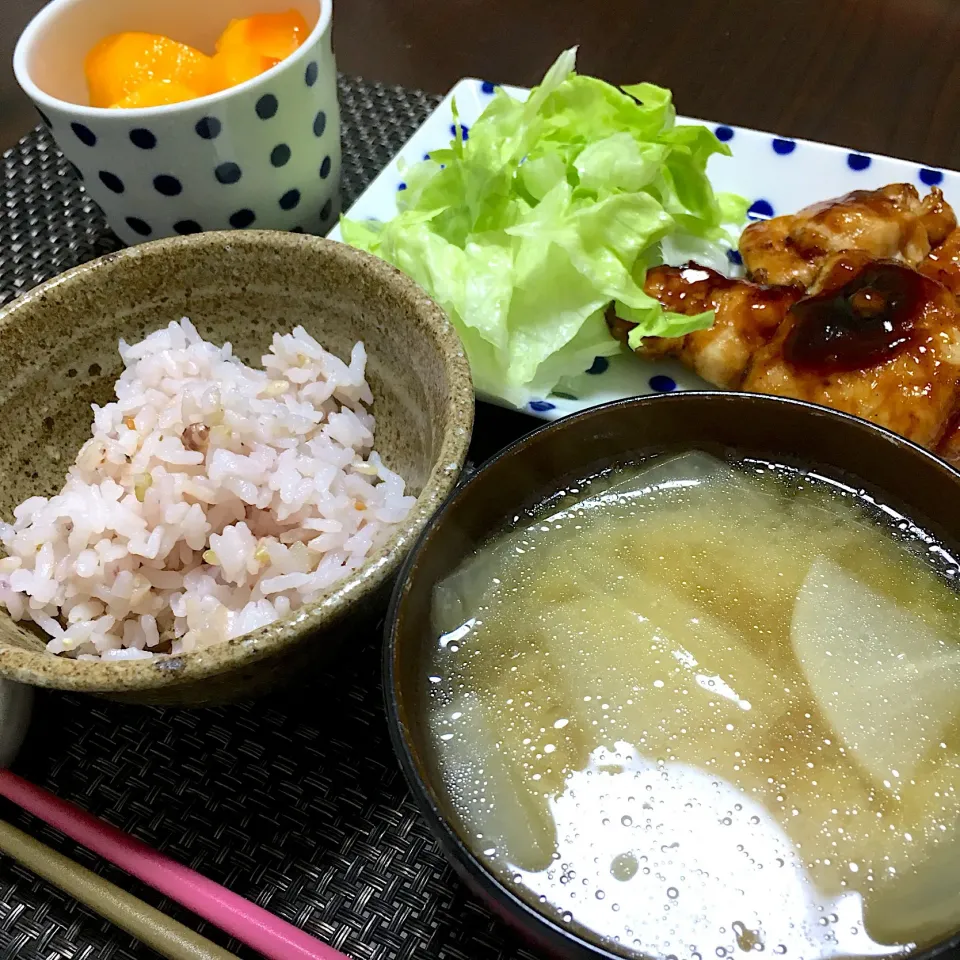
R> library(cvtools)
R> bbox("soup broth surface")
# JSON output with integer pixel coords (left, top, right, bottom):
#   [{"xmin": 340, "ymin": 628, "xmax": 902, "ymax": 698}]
[{"xmin": 425, "ymin": 453, "xmax": 960, "ymax": 959}]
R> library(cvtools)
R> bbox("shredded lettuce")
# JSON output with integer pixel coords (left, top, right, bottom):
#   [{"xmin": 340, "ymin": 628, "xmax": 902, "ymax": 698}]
[{"xmin": 341, "ymin": 48, "xmax": 745, "ymax": 407}]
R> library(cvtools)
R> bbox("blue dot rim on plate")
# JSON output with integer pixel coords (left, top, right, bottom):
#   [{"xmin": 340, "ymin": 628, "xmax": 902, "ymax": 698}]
[
  {"xmin": 747, "ymin": 199, "xmax": 774, "ymax": 220},
  {"xmin": 649, "ymin": 374, "xmax": 677, "ymax": 393}
]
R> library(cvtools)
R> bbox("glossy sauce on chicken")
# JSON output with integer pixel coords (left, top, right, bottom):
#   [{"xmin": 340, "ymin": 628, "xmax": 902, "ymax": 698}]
[
  {"xmin": 784, "ymin": 261, "xmax": 930, "ymax": 373},
  {"xmin": 425, "ymin": 454, "xmax": 960, "ymax": 960}
]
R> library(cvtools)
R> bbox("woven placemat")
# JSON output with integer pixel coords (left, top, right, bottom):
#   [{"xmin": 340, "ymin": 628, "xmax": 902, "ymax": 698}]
[{"xmin": 0, "ymin": 75, "xmax": 541, "ymax": 960}]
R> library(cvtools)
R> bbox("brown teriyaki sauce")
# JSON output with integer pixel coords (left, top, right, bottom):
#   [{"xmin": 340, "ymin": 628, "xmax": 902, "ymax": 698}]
[{"xmin": 783, "ymin": 260, "xmax": 930, "ymax": 373}]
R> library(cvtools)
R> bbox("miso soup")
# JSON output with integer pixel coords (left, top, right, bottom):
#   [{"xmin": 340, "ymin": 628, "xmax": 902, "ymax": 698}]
[{"xmin": 425, "ymin": 453, "xmax": 960, "ymax": 959}]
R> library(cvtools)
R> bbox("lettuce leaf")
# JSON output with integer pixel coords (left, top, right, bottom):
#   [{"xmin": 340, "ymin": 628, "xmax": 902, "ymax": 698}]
[{"xmin": 341, "ymin": 48, "xmax": 744, "ymax": 407}]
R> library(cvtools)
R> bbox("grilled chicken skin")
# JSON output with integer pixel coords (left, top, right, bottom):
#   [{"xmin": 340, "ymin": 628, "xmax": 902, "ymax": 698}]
[
  {"xmin": 740, "ymin": 252, "xmax": 960, "ymax": 448},
  {"xmin": 611, "ymin": 252, "xmax": 960, "ymax": 451},
  {"xmin": 610, "ymin": 264, "xmax": 802, "ymax": 389},
  {"xmin": 739, "ymin": 184, "xmax": 956, "ymax": 289},
  {"xmin": 920, "ymin": 226, "xmax": 960, "ymax": 463},
  {"xmin": 920, "ymin": 226, "xmax": 960, "ymax": 298},
  {"xmin": 609, "ymin": 185, "xmax": 960, "ymax": 458}
]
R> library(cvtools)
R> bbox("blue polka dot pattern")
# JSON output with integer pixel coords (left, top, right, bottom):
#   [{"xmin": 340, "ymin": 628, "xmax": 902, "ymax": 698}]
[
  {"xmin": 98, "ymin": 171, "xmax": 124, "ymax": 193},
  {"xmin": 125, "ymin": 217, "xmax": 151, "ymax": 236},
  {"xmin": 129, "ymin": 128, "xmax": 156, "ymax": 149},
  {"xmin": 727, "ymin": 249, "xmax": 743, "ymax": 266},
  {"xmin": 174, "ymin": 220, "xmax": 202, "ymax": 235},
  {"xmin": 229, "ymin": 209, "xmax": 256, "ymax": 228},
  {"xmin": 398, "ymin": 182, "xmax": 407, "ymax": 191},
  {"xmin": 319, "ymin": 156, "xmax": 332, "ymax": 179},
  {"xmin": 153, "ymin": 174, "xmax": 182, "ymax": 196},
  {"xmin": 36, "ymin": 108, "xmax": 51, "ymax": 128},
  {"xmin": 256, "ymin": 94, "xmax": 278, "ymax": 119},
  {"xmin": 847, "ymin": 153, "xmax": 871, "ymax": 171},
  {"xmin": 772, "ymin": 138, "xmax": 796, "ymax": 155},
  {"xmin": 279, "ymin": 189, "xmax": 301, "ymax": 210},
  {"xmin": 450, "ymin": 123, "xmax": 469, "ymax": 141},
  {"xmin": 195, "ymin": 117, "xmax": 221, "ymax": 139},
  {"xmin": 320, "ymin": 199, "xmax": 333, "ymax": 222},
  {"xmin": 748, "ymin": 199, "xmax": 774, "ymax": 220},
  {"xmin": 305, "ymin": 61, "xmax": 318, "ymax": 86},
  {"xmin": 481, "ymin": 81, "xmax": 496, "ymax": 94},
  {"xmin": 715, "ymin": 125, "xmax": 734, "ymax": 142},
  {"xmin": 215, "ymin": 163, "xmax": 241, "ymax": 185},
  {"xmin": 529, "ymin": 399, "xmax": 556, "ymax": 412},
  {"xmin": 271, "ymin": 144, "xmax": 291, "ymax": 167},
  {"xmin": 920, "ymin": 167, "xmax": 944, "ymax": 186},
  {"xmin": 313, "ymin": 111, "xmax": 327, "ymax": 137},
  {"xmin": 71, "ymin": 122, "xmax": 96, "ymax": 146},
  {"xmin": 586, "ymin": 356, "xmax": 610, "ymax": 375},
  {"xmin": 650, "ymin": 374, "xmax": 677, "ymax": 392}
]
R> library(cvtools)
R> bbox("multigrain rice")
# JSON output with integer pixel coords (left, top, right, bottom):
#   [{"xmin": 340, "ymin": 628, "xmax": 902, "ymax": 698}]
[{"xmin": 0, "ymin": 319, "xmax": 414, "ymax": 660}]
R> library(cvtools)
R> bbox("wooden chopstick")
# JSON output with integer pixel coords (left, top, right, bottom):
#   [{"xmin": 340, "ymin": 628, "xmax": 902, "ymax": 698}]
[
  {"xmin": 0, "ymin": 770, "xmax": 350, "ymax": 960},
  {"xmin": 0, "ymin": 818, "xmax": 238, "ymax": 960}
]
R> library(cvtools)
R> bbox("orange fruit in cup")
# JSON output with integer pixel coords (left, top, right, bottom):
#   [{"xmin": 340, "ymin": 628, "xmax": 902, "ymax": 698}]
[
  {"xmin": 210, "ymin": 11, "xmax": 309, "ymax": 91},
  {"xmin": 216, "ymin": 10, "xmax": 309, "ymax": 62},
  {"xmin": 111, "ymin": 80, "xmax": 202, "ymax": 109},
  {"xmin": 85, "ymin": 32, "xmax": 214, "ymax": 108},
  {"xmin": 85, "ymin": 11, "xmax": 310, "ymax": 108},
  {"xmin": 209, "ymin": 44, "xmax": 279, "ymax": 91}
]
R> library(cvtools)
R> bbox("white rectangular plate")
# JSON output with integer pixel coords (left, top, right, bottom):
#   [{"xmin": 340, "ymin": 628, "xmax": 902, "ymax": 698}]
[{"xmin": 328, "ymin": 79, "xmax": 960, "ymax": 421}]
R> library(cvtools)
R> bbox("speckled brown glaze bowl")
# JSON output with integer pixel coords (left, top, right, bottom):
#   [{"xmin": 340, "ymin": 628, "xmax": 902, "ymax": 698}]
[{"xmin": 0, "ymin": 231, "xmax": 473, "ymax": 706}]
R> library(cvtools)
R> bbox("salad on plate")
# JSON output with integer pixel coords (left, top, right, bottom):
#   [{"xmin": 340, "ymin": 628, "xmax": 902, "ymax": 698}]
[{"xmin": 341, "ymin": 48, "xmax": 746, "ymax": 408}]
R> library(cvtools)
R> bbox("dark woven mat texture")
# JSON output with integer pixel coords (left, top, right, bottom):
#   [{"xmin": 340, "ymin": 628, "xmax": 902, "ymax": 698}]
[{"xmin": 0, "ymin": 75, "xmax": 541, "ymax": 960}]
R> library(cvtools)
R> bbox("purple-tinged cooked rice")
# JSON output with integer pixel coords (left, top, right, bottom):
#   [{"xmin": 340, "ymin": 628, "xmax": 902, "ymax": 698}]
[{"xmin": 0, "ymin": 319, "xmax": 414, "ymax": 660}]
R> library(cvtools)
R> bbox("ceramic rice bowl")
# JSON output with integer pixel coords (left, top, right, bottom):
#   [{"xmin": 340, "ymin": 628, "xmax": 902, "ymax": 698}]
[{"xmin": 0, "ymin": 231, "xmax": 473, "ymax": 705}]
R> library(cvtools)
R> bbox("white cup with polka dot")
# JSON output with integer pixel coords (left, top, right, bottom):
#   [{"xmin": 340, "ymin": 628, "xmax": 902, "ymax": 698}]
[{"xmin": 14, "ymin": 0, "xmax": 340, "ymax": 245}]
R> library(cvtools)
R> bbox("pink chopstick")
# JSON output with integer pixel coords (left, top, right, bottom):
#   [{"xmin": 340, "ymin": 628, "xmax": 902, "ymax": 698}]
[{"xmin": 0, "ymin": 769, "xmax": 351, "ymax": 960}]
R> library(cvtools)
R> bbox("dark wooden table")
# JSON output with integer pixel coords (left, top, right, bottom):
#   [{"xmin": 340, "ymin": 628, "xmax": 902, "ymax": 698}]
[{"xmin": 3, "ymin": 0, "xmax": 960, "ymax": 167}]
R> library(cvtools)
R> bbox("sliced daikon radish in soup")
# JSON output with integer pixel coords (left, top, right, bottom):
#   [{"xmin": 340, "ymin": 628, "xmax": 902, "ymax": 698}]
[
  {"xmin": 432, "ymin": 453, "xmax": 728, "ymax": 634},
  {"xmin": 428, "ymin": 690, "xmax": 559, "ymax": 872},
  {"xmin": 792, "ymin": 556, "xmax": 960, "ymax": 788},
  {"xmin": 434, "ymin": 452, "xmax": 763, "ymax": 636},
  {"xmin": 862, "ymin": 744, "xmax": 960, "ymax": 945},
  {"xmin": 542, "ymin": 451, "xmax": 766, "ymax": 521}
]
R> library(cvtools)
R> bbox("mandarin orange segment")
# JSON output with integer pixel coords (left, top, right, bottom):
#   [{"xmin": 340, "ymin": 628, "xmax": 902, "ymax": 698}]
[
  {"xmin": 110, "ymin": 79, "xmax": 201, "ymax": 109},
  {"xmin": 210, "ymin": 46, "xmax": 279, "ymax": 91},
  {"xmin": 214, "ymin": 16, "xmax": 251, "ymax": 55},
  {"xmin": 86, "ymin": 32, "xmax": 214, "ymax": 108},
  {"xmin": 216, "ymin": 10, "xmax": 309, "ymax": 62},
  {"xmin": 85, "ymin": 10, "xmax": 310, "ymax": 108}
]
